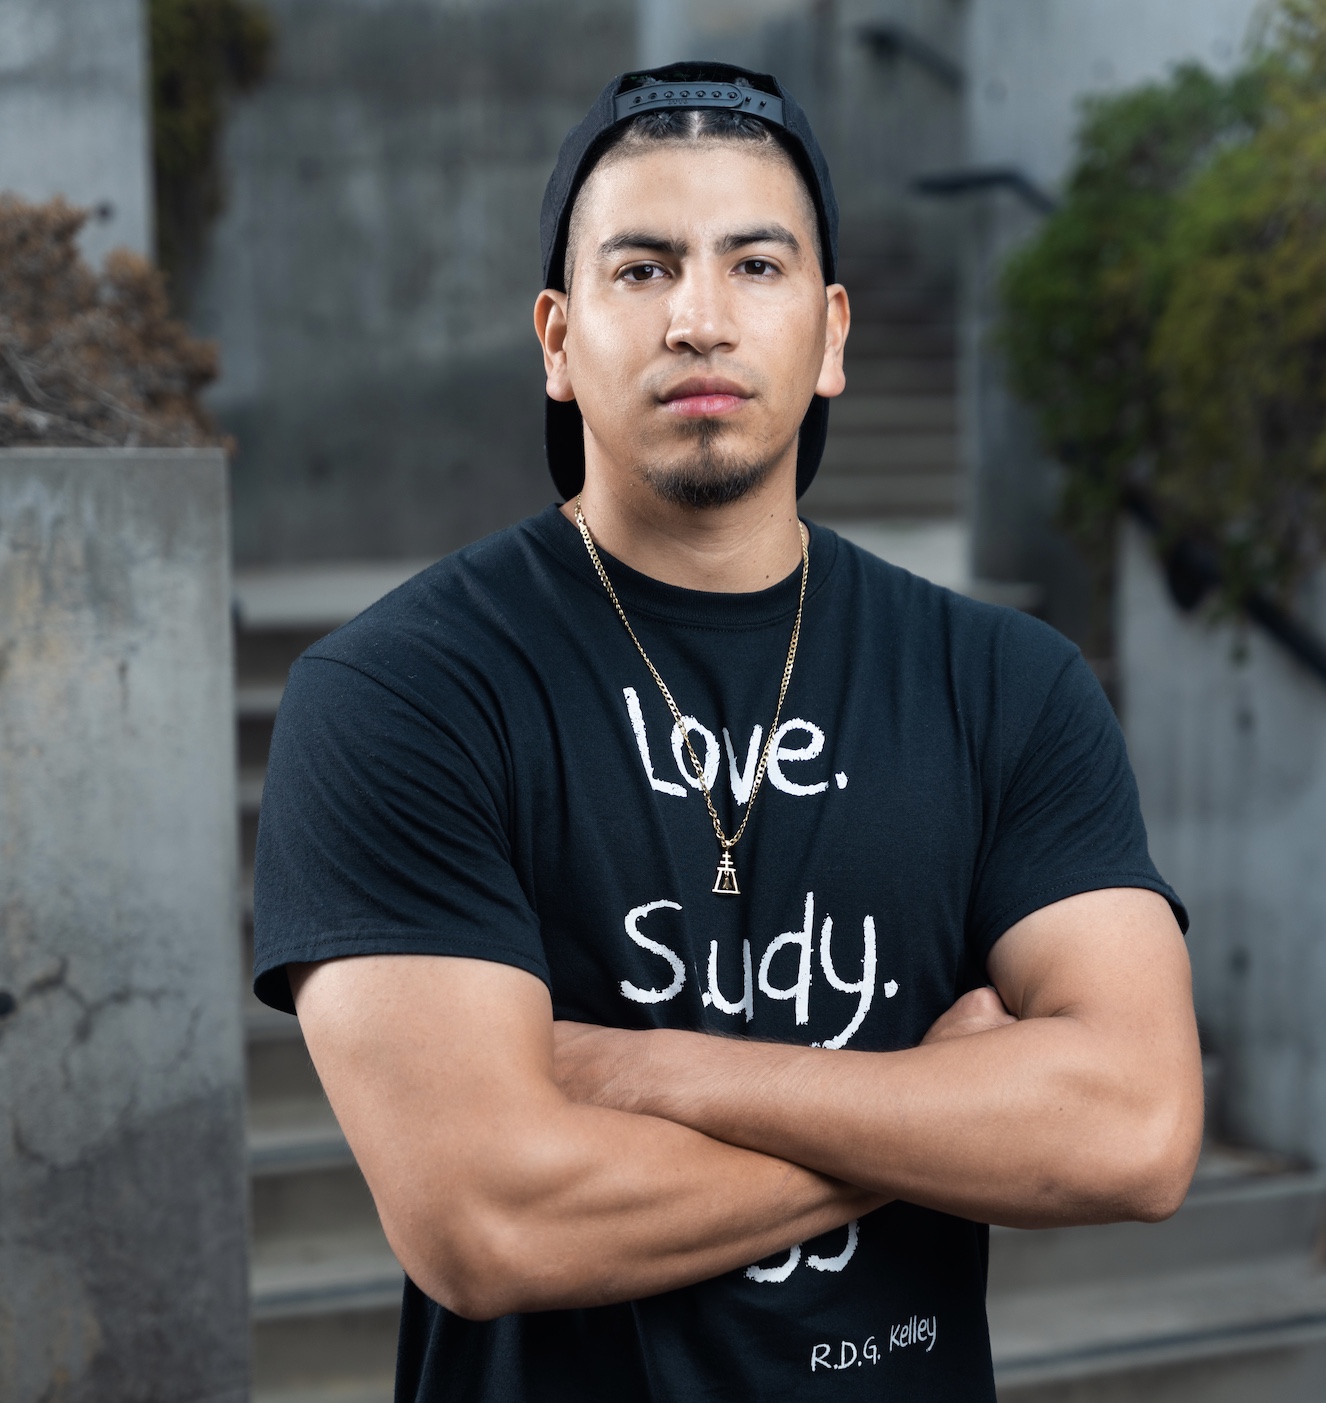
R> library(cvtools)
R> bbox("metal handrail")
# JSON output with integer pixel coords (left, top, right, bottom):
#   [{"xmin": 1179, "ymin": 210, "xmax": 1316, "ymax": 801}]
[
  {"xmin": 913, "ymin": 160, "xmax": 1326, "ymax": 686},
  {"xmin": 913, "ymin": 167, "xmax": 1060, "ymax": 217},
  {"xmin": 1124, "ymin": 489, "xmax": 1326, "ymax": 686},
  {"xmin": 858, "ymin": 22, "xmax": 965, "ymax": 91}
]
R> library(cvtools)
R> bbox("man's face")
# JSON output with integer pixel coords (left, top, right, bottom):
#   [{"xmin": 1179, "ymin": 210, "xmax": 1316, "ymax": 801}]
[{"xmin": 537, "ymin": 142, "xmax": 848, "ymax": 509}]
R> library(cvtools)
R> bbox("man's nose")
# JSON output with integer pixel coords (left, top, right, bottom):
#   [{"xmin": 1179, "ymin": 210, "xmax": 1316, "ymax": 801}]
[{"xmin": 664, "ymin": 264, "xmax": 738, "ymax": 356}]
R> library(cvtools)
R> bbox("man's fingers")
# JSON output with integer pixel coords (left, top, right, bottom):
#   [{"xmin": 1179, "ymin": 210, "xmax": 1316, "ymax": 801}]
[
  {"xmin": 552, "ymin": 1021, "xmax": 635, "ymax": 1108},
  {"xmin": 921, "ymin": 987, "xmax": 1018, "ymax": 1045}
]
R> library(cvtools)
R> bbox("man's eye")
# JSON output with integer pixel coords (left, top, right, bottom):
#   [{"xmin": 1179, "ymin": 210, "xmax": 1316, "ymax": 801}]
[
  {"xmin": 623, "ymin": 263, "xmax": 664, "ymax": 282},
  {"xmin": 739, "ymin": 258, "xmax": 779, "ymax": 277}
]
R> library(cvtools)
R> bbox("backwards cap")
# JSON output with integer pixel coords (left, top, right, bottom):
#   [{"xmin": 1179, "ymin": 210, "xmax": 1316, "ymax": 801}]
[{"xmin": 539, "ymin": 62, "xmax": 840, "ymax": 501}]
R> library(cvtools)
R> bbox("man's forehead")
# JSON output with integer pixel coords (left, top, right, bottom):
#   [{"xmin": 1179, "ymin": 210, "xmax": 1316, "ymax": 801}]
[{"xmin": 580, "ymin": 147, "xmax": 817, "ymax": 243}]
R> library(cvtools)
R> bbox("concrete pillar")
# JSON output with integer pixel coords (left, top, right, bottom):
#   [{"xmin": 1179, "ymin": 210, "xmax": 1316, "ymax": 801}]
[
  {"xmin": 0, "ymin": 0, "xmax": 153, "ymax": 264},
  {"xmin": 0, "ymin": 449, "xmax": 248, "ymax": 1403},
  {"xmin": 639, "ymin": 0, "xmax": 690, "ymax": 67},
  {"xmin": 1119, "ymin": 524, "xmax": 1326, "ymax": 1167}
]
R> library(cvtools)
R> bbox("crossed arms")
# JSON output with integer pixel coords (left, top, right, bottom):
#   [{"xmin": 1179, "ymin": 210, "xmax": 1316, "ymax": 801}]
[{"xmin": 291, "ymin": 886, "xmax": 1203, "ymax": 1321}]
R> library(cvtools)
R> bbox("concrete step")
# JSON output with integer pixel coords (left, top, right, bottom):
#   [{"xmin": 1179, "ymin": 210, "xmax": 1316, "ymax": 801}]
[
  {"xmin": 839, "ymin": 289, "xmax": 954, "ymax": 319},
  {"xmin": 802, "ymin": 471, "xmax": 961, "ymax": 516},
  {"xmin": 251, "ymin": 1119, "xmax": 355, "ymax": 1178},
  {"xmin": 235, "ymin": 625, "xmax": 332, "ymax": 687},
  {"xmin": 827, "ymin": 518, "xmax": 970, "ymax": 594},
  {"xmin": 240, "ymin": 767, "xmax": 265, "ymax": 814},
  {"xmin": 990, "ymin": 1169, "xmax": 1326, "ymax": 1400},
  {"xmin": 247, "ymin": 1019, "xmax": 330, "ymax": 1116},
  {"xmin": 831, "ymin": 393, "xmax": 957, "ymax": 434},
  {"xmin": 238, "ymin": 682, "xmax": 287, "ymax": 720},
  {"xmin": 820, "ymin": 429, "xmax": 960, "ymax": 467},
  {"xmin": 840, "ymin": 356, "xmax": 957, "ymax": 396},
  {"xmin": 843, "ymin": 323, "xmax": 955, "ymax": 357},
  {"xmin": 252, "ymin": 1239, "xmax": 401, "ymax": 1323},
  {"xmin": 251, "ymin": 1152, "xmax": 385, "ymax": 1249},
  {"xmin": 252, "ymin": 1292, "xmax": 397, "ymax": 1403},
  {"xmin": 234, "ymin": 562, "xmax": 433, "ymax": 633},
  {"xmin": 245, "ymin": 1003, "xmax": 401, "ymax": 1400},
  {"xmin": 992, "ymin": 1253, "xmax": 1326, "ymax": 1399},
  {"xmin": 998, "ymin": 1338, "xmax": 1326, "ymax": 1403},
  {"xmin": 989, "ymin": 1171, "xmax": 1326, "ymax": 1295},
  {"xmin": 255, "ymin": 1384, "xmax": 394, "ymax": 1403}
]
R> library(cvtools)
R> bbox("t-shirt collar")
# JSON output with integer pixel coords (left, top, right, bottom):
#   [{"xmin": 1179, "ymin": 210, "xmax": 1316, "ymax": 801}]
[{"xmin": 528, "ymin": 503, "xmax": 838, "ymax": 629}]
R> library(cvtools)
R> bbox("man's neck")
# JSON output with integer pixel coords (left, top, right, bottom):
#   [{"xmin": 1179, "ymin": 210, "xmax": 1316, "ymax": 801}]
[{"xmin": 563, "ymin": 466, "xmax": 804, "ymax": 594}]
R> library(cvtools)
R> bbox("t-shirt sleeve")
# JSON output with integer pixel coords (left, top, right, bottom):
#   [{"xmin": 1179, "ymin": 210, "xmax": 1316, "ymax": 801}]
[
  {"xmin": 967, "ymin": 643, "xmax": 1187, "ymax": 962},
  {"xmin": 252, "ymin": 653, "xmax": 547, "ymax": 1014}
]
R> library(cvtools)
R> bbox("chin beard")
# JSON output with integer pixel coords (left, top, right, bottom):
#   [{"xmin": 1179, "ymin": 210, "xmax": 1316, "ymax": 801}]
[{"xmin": 638, "ymin": 422, "xmax": 778, "ymax": 510}]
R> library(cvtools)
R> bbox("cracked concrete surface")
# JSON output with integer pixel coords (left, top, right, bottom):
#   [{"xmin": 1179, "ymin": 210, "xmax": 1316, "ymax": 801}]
[{"xmin": 0, "ymin": 450, "xmax": 249, "ymax": 1401}]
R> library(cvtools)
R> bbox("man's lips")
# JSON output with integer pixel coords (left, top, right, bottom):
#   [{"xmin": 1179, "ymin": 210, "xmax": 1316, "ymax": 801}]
[{"xmin": 659, "ymin": 378, "xmax": 751, "ymax": 417}]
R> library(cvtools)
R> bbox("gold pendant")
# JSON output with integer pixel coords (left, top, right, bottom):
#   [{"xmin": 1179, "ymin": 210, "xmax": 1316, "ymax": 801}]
[{"xmin": 712, "ymin": 850, "xmax": 740, "ymax": 896}]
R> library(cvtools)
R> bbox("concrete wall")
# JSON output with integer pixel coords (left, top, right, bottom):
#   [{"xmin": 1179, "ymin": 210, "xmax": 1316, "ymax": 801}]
[
  {"xmin": 0, "ymin": 450, "xmax": 249, "ymax": 1402},
  {"xmin": 192, "ymin": 0, "xmax": 635, "ymax": 566},
  {"xmin": 966, "ymin": 0, "xmax": 1262, "ymax": 192},
  {"xmin": 0, "ymin": 0, "xmax": 153, "ymax": 264},
  {"xmin": 960, "ymin": 0, "xmax": 1263, "ymax": 647},
  {"xmin": 1119, "ymin": 525, "xmax": 1326, "ymax": 1167}
]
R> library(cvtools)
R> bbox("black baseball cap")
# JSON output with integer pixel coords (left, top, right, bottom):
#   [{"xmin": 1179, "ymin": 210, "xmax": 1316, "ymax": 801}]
[{"xmin": 539, "ymin": 62, "xmax": 840, "ymax": 502}]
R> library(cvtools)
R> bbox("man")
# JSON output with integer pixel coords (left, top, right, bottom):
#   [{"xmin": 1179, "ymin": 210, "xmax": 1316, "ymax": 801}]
[{"xmin": 254, "ymin": 63, "xmax": 1203, "ymax": 1401}]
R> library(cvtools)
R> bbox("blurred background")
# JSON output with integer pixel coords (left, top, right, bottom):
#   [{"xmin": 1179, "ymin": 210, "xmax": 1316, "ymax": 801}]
[{"xmin": 2, "ymin": 1, "xmax": 1325, "ymax": 1400}]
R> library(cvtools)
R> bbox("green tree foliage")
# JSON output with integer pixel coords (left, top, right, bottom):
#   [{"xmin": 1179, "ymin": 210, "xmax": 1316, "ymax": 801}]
[
  {"xmin": 999, "ymin": 0, "xmax": 1326, "ymax": 610},
  {"xmin": 150, "ymin": 0, "xmax": 273, "ymax": 302}
]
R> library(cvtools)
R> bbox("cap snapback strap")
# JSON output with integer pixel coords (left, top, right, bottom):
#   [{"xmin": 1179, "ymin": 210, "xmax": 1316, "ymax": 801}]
[{"xmin": 613, "ymin": 82, "xmax": 786, "ymax": 126}]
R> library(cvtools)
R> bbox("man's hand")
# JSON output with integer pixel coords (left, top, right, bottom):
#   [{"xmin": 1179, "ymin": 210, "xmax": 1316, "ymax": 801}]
[
  {"xmin": 553, "ymin": 985, "xmax": 1017, "ymax": 1109},
  {"xmin": 556, "ymin": 889, "xmax": 1204, "ymax": 1230},
  {"xmin": 920, "ymin": 986, "xmax": 1018, "ymax": 1045},
  {"xmin": 552, "ymin": 1020, "xmax": 650, "ymax": 1112}
]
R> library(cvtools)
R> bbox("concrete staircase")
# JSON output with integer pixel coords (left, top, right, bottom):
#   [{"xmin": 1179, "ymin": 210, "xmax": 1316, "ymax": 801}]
[
  {"xmin": 991, "ymin": 1157, "xmax": 1326, "ymax": 1400},
  {"xmin": 238, "ymin": 622, "xmax": 401, "ymax": 1403},
  {"xmin": 802, "ymin": 250, "xmax": 962, "ymax": 521},
  {"xmin": 799, "ymin": 250, "xmax": 1040, "ymax": 611}
]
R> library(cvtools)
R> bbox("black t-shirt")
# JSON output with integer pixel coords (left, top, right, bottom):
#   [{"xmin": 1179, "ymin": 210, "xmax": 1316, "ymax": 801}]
[{"xmin": 254, "ymin": 505, "xmax": 1185, "ymax": 1403}]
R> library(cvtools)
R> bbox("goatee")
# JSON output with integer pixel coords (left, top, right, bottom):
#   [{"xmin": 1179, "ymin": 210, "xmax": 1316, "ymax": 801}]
[{"xmin": 639, "ymin": 421, "xmax": 777, "ymax": 510}]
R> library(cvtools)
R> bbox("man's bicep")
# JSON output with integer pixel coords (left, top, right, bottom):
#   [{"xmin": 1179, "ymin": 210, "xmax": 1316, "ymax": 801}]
[
  {"xmin": 293, "ymin": 952, "xmax": 555, "ymax": 1133},
  {"xmin": 986, "ymin": 888, "xmax": 1204, "ymax": 1218},
  {"xmin": 987, "ymin": 887, "xmax": 1193, "ymax": 1031},
  {"xmin": 291, "ymin": 954, "xmax": 561, "ymax": 1264},
  {"xmin": 254, "ymin": 655, "xmax": 547, "ymax": 1013}
]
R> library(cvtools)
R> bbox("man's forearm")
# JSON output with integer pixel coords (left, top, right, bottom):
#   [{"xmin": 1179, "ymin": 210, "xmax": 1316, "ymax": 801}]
[
  {"xmin": 553, "ymin": 895, "xmax": 1205, "ymax": 1230},
  {"xmin": 292, "ymin": 953, "xmax": 877, "ymax": 1322},
  {"xmin": 402, "ymin": 1095, "xmax": 879, "ymax": 1318},
  {"xmin": 577, "ymin": 1016, "xmax": 1191, "ymax": 1229}
]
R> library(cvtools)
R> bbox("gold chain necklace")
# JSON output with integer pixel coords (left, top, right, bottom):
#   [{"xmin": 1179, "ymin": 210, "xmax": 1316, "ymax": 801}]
[{"xmin": 574, "ymin": 496, "xmax": 809, "ymax": 896}]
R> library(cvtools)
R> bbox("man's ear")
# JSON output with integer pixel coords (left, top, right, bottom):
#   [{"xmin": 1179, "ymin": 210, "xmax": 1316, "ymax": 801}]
[
  {"xmin": 814, "ymin": 283, "xmax": 850, "ymax": 400},
  {"xmin": 534, "ymin": 290, "xmax": 576, "ymax": 403}
]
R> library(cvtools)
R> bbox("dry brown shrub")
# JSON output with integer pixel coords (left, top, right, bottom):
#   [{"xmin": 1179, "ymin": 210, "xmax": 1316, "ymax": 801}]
[{"xmin": 0, "ymin": 193, "xmax": 228, "ymax": 450}]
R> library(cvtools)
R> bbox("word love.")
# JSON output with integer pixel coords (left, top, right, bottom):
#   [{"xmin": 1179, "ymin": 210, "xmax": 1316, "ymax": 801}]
[
  {"xmin": 619, "ymin": 891, "xmax": 899, "ymax": 1051},
  {"xmin": 623, "ymin": 687, "xmax": 848, "ymax": 800}
]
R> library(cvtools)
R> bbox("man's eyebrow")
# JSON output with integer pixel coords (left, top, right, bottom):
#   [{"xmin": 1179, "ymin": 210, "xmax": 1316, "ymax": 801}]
[
  {"xmin": 716, "ymin": 224, "xmax": 803, "ymax": 257},
  {"xmin": 596, "ymin": 232, "xmax": 688, "ymax": 260}
]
